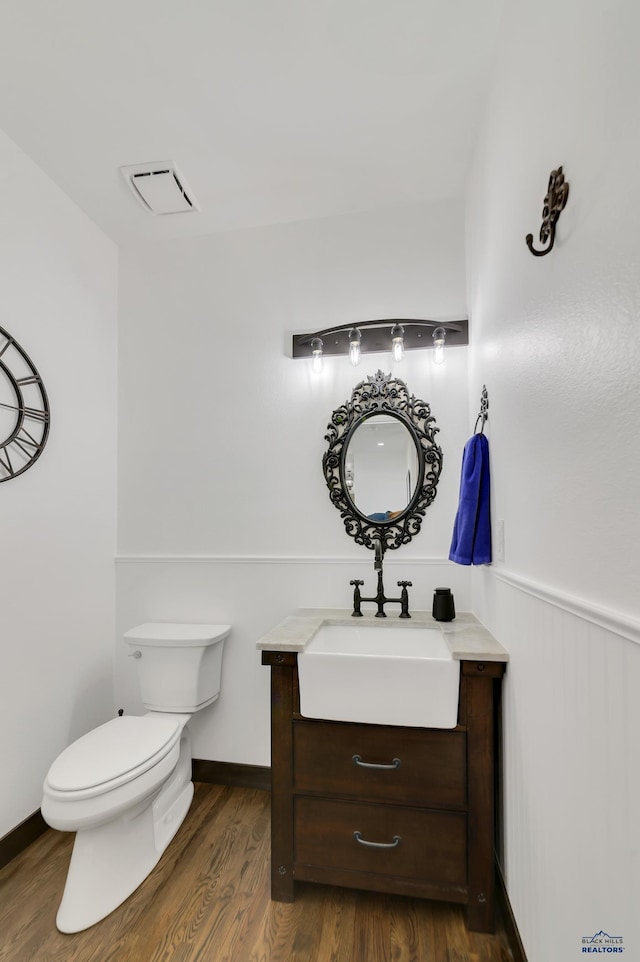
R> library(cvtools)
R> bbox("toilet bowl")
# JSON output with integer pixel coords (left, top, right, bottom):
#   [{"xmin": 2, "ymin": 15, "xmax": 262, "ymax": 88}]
[{"xmin": 42, "ymin": 622, "xmax": 230, "ymax": 933}]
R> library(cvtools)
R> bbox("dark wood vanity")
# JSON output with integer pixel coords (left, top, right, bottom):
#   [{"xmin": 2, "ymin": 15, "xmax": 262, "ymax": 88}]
[
  {"xmin": 262, "ymin": 645, "xmax": 505, "ymax": 934},
  {"xmin": 258, "ymin": 372, "xmax": 506, "ymax": 932}
]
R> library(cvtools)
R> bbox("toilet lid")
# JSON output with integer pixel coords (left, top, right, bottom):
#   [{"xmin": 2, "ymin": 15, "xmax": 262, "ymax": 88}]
[{"xmin": 46, "ymin": 716, "xmax": 181, "ymax": 793}]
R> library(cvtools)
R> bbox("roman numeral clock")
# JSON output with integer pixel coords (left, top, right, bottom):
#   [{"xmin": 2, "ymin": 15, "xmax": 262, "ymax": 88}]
[{"xmin": 0, "ymin": 325, "xmax": 49, "ymax": 482}]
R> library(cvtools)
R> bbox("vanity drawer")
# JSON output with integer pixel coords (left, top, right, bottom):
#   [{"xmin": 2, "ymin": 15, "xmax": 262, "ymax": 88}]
[
  {"xmin": 294, "ymin": 796, "xmax": 467, "ymax": 886},
  {"xmin": 293, "ymin": 720, "xmax": 466, "ymax": 808}
]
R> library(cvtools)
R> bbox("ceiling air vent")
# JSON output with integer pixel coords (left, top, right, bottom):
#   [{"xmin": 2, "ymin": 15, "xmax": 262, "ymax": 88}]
[{"xmin": 119, "ymin": 161, "xmax": 200, "ymax": 215}]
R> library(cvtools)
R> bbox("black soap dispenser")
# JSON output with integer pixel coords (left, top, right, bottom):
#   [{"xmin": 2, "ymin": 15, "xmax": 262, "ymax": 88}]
[{"xmin": 432, "ymin": 587, "xmax": 455, "ymax": 622}]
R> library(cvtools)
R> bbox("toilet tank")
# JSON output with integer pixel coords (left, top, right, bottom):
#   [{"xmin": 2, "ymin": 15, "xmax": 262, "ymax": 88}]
[{"xmin": 124, "ymin": 623, "xmax": 230, "ymax": 712}]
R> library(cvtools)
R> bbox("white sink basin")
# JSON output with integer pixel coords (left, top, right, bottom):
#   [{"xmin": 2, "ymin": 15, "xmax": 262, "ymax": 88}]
[{"xmin": 297, "ymin": 624, "xmax": 460, "ymax": 728}]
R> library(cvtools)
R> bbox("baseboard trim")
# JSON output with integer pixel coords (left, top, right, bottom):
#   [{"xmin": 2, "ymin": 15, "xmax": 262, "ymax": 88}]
[
  {"xmin": 193, "ymin": 759, "xmax": 271, "ymax": 793},
  {"xmin": 0, "ymin": 810, "xmax": 48, "ymax": 871},
  {"xmin": 495, "ymin": 858, "xmax": 528, "ymax": 962}
]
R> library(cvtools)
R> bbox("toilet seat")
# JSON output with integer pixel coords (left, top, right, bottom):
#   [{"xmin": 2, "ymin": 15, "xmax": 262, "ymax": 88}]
[
  {"xmin": 45, "ymin": 716, "xmax": 181, "ymax": 801},
  {"xmin": 42, "ymin": 716, "xmax": 186, "ymax": 834}
]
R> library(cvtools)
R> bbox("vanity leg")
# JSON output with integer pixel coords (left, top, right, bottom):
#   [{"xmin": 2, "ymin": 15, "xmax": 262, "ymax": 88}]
[
  {"xmin": 465, "ymin": 666, "xmax": 498, "ymax": 933},
  {"xmin": 269, "ymin": 662, "xmax": 295, "ymax": 901}
]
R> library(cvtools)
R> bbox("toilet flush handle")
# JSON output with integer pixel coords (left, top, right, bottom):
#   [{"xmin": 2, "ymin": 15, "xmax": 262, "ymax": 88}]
[{"xmin": 128, "ymin": 650, "xmax": 142, "ymax": 659}]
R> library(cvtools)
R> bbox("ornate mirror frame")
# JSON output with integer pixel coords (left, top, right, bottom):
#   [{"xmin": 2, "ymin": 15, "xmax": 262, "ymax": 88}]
[{"xmin": 323, "ymin": 370, "xmax": 442, "ymax": 552}]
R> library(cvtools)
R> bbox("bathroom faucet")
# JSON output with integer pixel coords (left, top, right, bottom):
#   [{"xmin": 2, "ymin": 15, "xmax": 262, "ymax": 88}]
[
  {"xmin": 374, "ymin": 537, "xmax": 383, "ymax": 571},
  {"xmin": 350, "ymin": 538, "xmax": 412, "ymax": 618}
]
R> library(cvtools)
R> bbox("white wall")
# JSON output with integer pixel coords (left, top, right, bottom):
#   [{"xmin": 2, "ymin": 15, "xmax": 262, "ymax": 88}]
[
  {"xmin": 0, "ymin": 130, "xmax": 118, "ymax": 838},
  {"xmin": 466, "ymin": 0, "xmax": 640, "ymax": 958},
  {"xmin": 116, "ymin": 199, "xmax": 472, "ymax": 765}
]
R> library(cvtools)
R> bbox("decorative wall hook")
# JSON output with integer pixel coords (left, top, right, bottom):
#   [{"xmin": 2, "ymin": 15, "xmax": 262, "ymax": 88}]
[
  {"xmin": 474, "ymin": 385, "xmax": 489, "ymax": 435},
  {"xmin": 525, "ymin": 166, "xmax": 569, "ymax": 257}
]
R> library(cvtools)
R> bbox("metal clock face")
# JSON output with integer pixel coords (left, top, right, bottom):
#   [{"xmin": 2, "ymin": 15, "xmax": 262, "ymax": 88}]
[{"xmin": 0, "ymin": 325, "xmax": 50, "ymax": 482}]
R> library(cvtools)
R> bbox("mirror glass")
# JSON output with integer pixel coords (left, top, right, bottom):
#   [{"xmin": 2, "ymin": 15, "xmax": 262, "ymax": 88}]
[
  {"xmin": 323, "ymin": 370, "xmax": 442, "ymax": 552},
  {"xmin": 343, "ymin": 414, "xmax": 419, "ymax": 521}
]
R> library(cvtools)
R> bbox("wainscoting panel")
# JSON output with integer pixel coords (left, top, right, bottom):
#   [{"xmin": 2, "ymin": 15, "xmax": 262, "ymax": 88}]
[
  {"xmin": 115, "ymin": 555, "xmax": 470, "ymax": 769},
  {"xmin": 477, "ymin": 570, "xmax": 640, "ymax": 962}
]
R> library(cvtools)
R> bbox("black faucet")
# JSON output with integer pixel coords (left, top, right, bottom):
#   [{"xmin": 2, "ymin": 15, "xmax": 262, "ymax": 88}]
[
  {"xmin": 374, "ymin": 537, "xmax": 383, "ymax": 570},
  {"xmin": 350, "ymin": 538, "xmax": 412, "ymax": 618}
]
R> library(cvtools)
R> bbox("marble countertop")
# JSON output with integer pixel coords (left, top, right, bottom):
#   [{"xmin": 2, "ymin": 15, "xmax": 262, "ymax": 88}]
[{"xmin": 256, "ymin": 608, "xmax": 508, "ymax": 662}]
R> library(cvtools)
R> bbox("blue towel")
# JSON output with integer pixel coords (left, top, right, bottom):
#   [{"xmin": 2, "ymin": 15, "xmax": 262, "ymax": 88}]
[{"xmin": 449, "ymin": 433, "xmax": 491, "ymax": 565}]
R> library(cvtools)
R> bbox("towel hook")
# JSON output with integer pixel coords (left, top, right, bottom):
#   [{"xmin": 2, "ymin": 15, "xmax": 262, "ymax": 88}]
[
  {"xmin": 525, "ymin": 166, "xmax": 569, "ymax": 257},
  {"xmin": 474, "ymin": 385, "xmax": 489, "ymax": 435}
]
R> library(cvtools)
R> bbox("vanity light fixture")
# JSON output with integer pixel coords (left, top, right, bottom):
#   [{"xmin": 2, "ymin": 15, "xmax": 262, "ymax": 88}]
[
  {"xmin": 348, "ymin": 328, "xmax": 362, "ymax": 367},
  {"xmin": 432, "ymin": 327, "xmax": 446, "ymax": 364},
  {"xmin": 310, "ymin": 337, "xmax": 324, "ymax": 374},
  {"xmin": 292, "ymin": 318, "xmax": 468, "ymax": 367}
]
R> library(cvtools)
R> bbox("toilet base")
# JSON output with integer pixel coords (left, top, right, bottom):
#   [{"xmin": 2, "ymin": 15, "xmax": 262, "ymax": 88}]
[{"xmin": 55, "ymin": 727, "xmax": 194, "ymax": 933}]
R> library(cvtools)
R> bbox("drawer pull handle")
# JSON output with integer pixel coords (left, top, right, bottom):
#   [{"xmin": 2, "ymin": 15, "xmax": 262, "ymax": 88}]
[
  {"xmin": 353, "ymin": 831, "xmax": 402, "ymax": 850},
  {"xmin": 352, "ymin": 754, "xmax": 401, "ymax": 771}
]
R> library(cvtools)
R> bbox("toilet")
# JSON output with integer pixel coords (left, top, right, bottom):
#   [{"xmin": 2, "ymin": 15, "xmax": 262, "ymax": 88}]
[{"xmin": 41, "ymin": 622, "xmax": 230, "ymax": 934}]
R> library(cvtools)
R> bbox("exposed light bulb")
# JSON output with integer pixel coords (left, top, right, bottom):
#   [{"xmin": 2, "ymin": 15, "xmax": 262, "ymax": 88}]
[
  {"xmin": 391, "ymin": 323, "xmax": 404, "ymax": 362},
  {"xmin": 348, "ymin": 328, "xmax": 362, "ymax": 367},
  {"xmin": 432, "ymin": 327, "xmax": 446, "ymax": 365},
  {"xmin": 310, "ymin": 337, "xmax": 323, "ymax": 374}
]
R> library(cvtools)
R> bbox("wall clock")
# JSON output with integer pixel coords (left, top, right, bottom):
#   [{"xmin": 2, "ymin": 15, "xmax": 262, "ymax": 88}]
[{"xmin": 0, "ymin": 325, "xmax": 50, "ymax": 482}]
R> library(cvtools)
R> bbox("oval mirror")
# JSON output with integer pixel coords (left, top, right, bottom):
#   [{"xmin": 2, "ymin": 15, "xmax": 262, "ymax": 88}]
[{"xmin": 323, "ymin": 370, "xmax": 442, "ymax": 552}]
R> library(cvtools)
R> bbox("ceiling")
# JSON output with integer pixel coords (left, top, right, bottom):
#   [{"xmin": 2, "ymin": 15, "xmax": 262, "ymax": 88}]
[{"xmin": 0, "ymin": 0, "xmax": 505, "ymax": 246}]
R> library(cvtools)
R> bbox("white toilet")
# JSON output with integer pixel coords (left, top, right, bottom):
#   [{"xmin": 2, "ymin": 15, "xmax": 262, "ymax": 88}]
[{"xmin": 41, "ymin": 622, "xmax": 230, "ymax": 934}]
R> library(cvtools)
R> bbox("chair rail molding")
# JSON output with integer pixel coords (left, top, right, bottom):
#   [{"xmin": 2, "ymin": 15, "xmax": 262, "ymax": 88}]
[
  {"xmin": 115, "ymin": 554, "xmax": 452, "ymax": 566},
  {"xmin": 493, "ymin": 569, "xmax": 640, "ymax": 646}
]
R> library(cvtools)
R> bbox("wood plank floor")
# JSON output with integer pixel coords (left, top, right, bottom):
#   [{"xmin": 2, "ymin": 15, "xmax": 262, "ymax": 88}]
[{"xmin": 0, "ymin": 785, "xmax": 513, "ymax": 962}]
